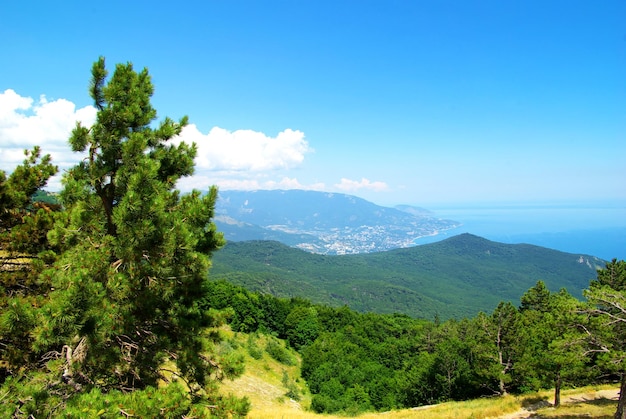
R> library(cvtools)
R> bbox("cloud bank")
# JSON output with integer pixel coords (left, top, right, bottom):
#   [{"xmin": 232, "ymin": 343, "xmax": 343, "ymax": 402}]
[
  {"xmin": 0, "ymin": 89, "xmax": 96, "ymax": 173},
  {"xmin": 0, "ymin": 89, "xmax": 388, "ymax": 196},
  {"xmin": 334, "ymin": 178, "xmax": 389, "ymax": 192},
  {"xmin": 178, "ymin": 125, "xmax": 311, "ymax": 171}
]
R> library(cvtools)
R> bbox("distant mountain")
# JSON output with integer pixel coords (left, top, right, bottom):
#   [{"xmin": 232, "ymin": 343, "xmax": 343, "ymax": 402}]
[
  {"xmin": 210, "ymin": 233, "xmax": 605, "ymax": 319},
  {"xmin": 214, "ymin": 190, "xmax": 459, "ymax": 254}
]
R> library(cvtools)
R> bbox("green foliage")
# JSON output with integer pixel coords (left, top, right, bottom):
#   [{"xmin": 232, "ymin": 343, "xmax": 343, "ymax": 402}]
[
  {"xmin": 520, "ymin": 280, "xmax": 552, "ymax": 312},
  {"xmin": 431, "ymin": 322, "xmax": 474, "ymax": 400},
  {"xmin": 202, "ymin": 280, "xmax": 266, "ymax": 333},
  {"xmin": 0, "ymin": 57, "xmax": 247, "ymax": 416},
  {"xmin": 284, "ymin": 305, "xmax": 320, "ymax": 350},
  {"xmin": 0, "ymin": 147, "xmax": 59, "ymax": 265},
  {"xmin": 0, "ymin": 148, "xmax": 59, "ymax": 373},
  {"xmin": 297, "ymin": 281, "xmax": 612, "ymax": 414},
  {"xmin": 514, "ymin": 283, "xmax": 589, "ymax": 405},
  {"xmin": 34, "ymin": 56, "xmax": 229, "ymax": 393},
  {"xmin": 301, "ymin": 313, "xmax": 432, "ymax": 413},
  {"xmin": 282, "ymin": 369, "xmax": 301, "ymax": 401},
  {"xmin": 200, "ymin": 272, "xmax": 611, "ymax": 413},
  {"xmin": 215, "ymin": 339, "xmax": 246, "ymax": 379},
  {"xmin": 196, "ymin": 258, "xmax": 620, "ymax": 414},
  {"xmin": 0, "ymin": 297, "xmax": 38, "ymax": 369},
  {"xmin": 478, "ymin": 302, "xmax": 519, "ymax": 393},
  {"xmin": 0, "ymin": 64, "xmax": 621, "ymax": 417},
  {"xmin": 583, "ymin": 259, "xmax": 626, "ymax": 418},
  {"xmin": 246, "ymin": 334, "xmax": 264, "ymax": 360},
  {"xmin": 0, "ymin": 375, "xmax": 250, "ymax": 418},
  {"xmin": 265, "ymin": 338, "xmax": 297, "ymax": 366},
  {"xmin": 0, "ymin": 147, "xmax": 58, "ymax": 227}
]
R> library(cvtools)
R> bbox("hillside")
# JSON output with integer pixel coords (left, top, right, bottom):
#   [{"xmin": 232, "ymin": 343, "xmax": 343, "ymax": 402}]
[
  {"xmin": 210, "ymin": 233, "xmax": 604, "ymax": 319},
  {"xmin": 216, "ymin": 327, "xmax": 620, "ymax": 419}
]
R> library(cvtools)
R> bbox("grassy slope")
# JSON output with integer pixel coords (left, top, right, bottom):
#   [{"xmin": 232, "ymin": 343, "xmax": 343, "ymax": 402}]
[
  {"xmin": 211, "ymin": 234, "xmax": 604, "ymax": 319},
  {"xmin": 216, "ymin": 329, "xmax": 312, "ymax": 416}
]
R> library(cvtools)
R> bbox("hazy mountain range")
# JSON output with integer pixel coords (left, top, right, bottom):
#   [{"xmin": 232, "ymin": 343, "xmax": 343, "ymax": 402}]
[{"xmin": 214, "ymin": 190, "xmax": 460, "ymax": 254}]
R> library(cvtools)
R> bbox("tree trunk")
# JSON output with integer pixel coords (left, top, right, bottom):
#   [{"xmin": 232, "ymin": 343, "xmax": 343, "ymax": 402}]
[
  {"xmin": 554, "ymin": 370, "xmax": 561, "ymax": 407},
  {"xmin": 615, "ymin": 373, "xmax": 626, "ymax": 419},
  {"xmin": 497, "ymin": 348, "xmax": 508, "ymax": 395}
]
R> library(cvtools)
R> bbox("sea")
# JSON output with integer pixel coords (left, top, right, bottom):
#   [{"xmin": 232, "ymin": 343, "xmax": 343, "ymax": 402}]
[{"xmin": 413, "ymin": 201, "xmax": 626, "ymax": 262}]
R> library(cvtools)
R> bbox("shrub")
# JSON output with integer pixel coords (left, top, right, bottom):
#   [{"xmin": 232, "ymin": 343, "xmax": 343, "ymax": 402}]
[
  {"xmin": 246, "ymin": 334, "xmax": 264, "ymax": 360},
  {"xmin": 282, "ymin": 370, "xmax": 301, "ymax": 401},
  {"xmin": 265, "ymin": 339, "xmax": 296, "ymax": 366}
]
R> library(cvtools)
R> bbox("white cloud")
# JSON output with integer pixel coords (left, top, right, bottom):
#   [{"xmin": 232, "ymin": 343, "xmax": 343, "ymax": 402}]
[
  {"xmin": 172, "ymin": 124, "xmax": 319, "ymax": 193},
  {"xmin": 0, "ymin": 90, "xmax": 314, "ymax": 191},
  {"xmin": 177, "ymin": 175, "xmax": 326, "ymax": 193},
  {"xmin": 177, "ymin": 124, "xmax": 312, "ymax": 171},
  {"xmin": 263, "ymin": 177, "xmax": 326, "ymax": 191},
  {"xmin": 334, "ymin": 177, "xmax": 389, "ymax": 192},
  {"xmin": 0, "ymin": 90, "xmax": 391, "ymax": 200},
  {"xmin": 0, "ymin": 89, "xmax": 96, "ymax": 173},
  {"xmin": 0, "ymin": 90, "xmax": 310, "ymax": 175}
]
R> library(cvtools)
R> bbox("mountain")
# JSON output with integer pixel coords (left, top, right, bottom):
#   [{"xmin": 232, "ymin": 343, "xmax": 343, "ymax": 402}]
[
  {"xmin": 214, "ymin": 190, "xmax": 460, "ymax": 254},
  {"xmin": 210, "ymin": 234, "xmax": 605, "ymax": 319}
]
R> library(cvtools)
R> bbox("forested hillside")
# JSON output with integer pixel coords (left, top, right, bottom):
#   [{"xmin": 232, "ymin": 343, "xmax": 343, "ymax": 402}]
[
  {"xmin": 201, "ymin": 273, "xmax": 626, "ymax": 416},
  {"xmin": 211, "ymin": 235, "xmax": 603, "ymax": 319}
]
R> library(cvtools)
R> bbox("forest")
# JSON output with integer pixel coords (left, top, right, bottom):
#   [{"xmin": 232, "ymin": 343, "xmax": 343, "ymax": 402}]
[
  {"xmin": 1, "ymin": 58, "xmax": 626, "ymax": 418},
  {"xmin": 209, "ymin": 237, "xmax": 601, "ymax": 319}
]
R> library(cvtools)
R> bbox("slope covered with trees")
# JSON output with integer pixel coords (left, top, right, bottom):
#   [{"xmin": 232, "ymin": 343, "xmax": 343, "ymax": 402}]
[
  {"xmin": 202, "ymin": 263, "xmax": 626, "ymax": 417},
  {"xmin": 211, "ymin": 236, "xmax": 603, "ymax": 319}
]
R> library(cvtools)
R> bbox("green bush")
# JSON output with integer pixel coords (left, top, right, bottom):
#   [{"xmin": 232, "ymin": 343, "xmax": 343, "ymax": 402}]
[
  {"xmin": 282, "ymin": 370, "xmax": 301, "ymax": 401},
  {"xmin": 246, "ymin": 334, "xmax": 264, "ymax": 360},
  {"xmin": 265, "ymin": 339, "xmax": 296, "ymax": 366},
  {"xmin": 0, "ymin": 377, "xmax": 248, "ymax": 418}
]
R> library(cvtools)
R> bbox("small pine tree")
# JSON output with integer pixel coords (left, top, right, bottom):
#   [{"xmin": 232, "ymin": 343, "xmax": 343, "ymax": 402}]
[
  {"xmin": 0, "ymin": 147, "xmax": 58, "ymax": 279},
  {"xmin": 0, "ymin": 147, "xmax": 58, "ymax": 372}
]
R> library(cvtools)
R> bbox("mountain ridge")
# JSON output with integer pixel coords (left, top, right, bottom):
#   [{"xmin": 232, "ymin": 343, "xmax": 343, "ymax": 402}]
[
  {"xmin": 210, "ymin": 233, "xmax": 604, "ymax": 319},
  {"xmin": 214, "ymin": 189, "xmax": 460, "ymax": 254}
]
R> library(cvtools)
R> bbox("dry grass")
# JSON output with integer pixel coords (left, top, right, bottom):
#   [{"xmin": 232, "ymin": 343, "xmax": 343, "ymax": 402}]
[
  {"xmin": 246, "ymin": 394, "xmax": 524, "ymax": 419},
  {"xmin": 356, "ymin": 394, "xmax": 523, "ymax": 419},
  {"xmin": 247, "ymin": 406, "xmax": 327, "ymax": 419},
  {"xmin": 217, "ymin": 330, "xmax": 312, "ymax": 417},
  {"xmin": 238, "ymin": 382, "xmax": 619, "ymax": 419},
  {"xmin": 356, "ymin": 386, "xmax": 619, "ymax": 419},
  {"xmin": 533, "ymin": 386, "xmax": 618, "ymax": 419}
]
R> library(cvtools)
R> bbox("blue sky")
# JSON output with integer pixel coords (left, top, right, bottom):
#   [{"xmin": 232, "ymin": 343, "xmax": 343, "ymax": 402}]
[{"xmin": 1, "ymin": 0, "xmax": 624, "ymax": 206}]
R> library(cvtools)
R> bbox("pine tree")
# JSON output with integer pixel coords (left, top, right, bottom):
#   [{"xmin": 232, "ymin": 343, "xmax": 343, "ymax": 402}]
[
  {"xmin": 0, "ymin": 147, "xmax": 58, "ymax": 278},
  {"xmin": 467, "ymin": 302, "xmax": 519, "ymax": 396},
  {"xmin": 0, "ymin": 147, "xmax": 58, "ymax": 372},
  {"xmin": 584, "ymin": 260, "xmax": 626, "ymax": 419},
  {"xmin": 517, "ymin": 282, "xmax": 588, "ymax": 407},
  {"xmin": 27, "ymin": 57, "xmax": 240, "ymax": 410}
]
